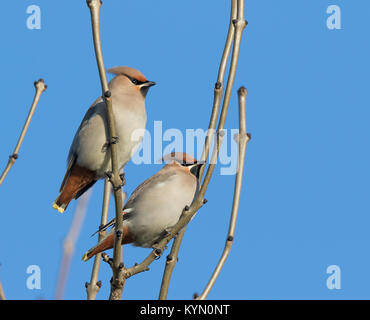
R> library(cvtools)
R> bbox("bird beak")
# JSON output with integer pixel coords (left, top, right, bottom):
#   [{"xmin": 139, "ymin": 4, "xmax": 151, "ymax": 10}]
[
  {"xmin": 189, "ymin": 162, "xmax": 205, "ymax": 179},
  {"xmin": 145, "ymin": 81, "xmax": 156, "ymax": 87},
  {"xmin": 140, "ymin": 81, "xmax": 156, "ymax": 97}
]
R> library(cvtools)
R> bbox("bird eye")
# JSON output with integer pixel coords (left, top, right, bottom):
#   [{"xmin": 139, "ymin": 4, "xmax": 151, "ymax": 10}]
[{"xmin": 131, "ymin": 78, "xmax": 138, "ymax": 85}]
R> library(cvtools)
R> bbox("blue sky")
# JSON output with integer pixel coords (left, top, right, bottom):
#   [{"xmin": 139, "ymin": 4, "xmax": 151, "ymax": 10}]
[{"xmin": 1, "ymin": 0, "xmax": 369, "ymax": 300}]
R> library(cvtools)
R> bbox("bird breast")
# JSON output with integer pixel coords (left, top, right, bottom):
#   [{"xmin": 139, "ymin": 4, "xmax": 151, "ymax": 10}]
[
  {"xmin": 73, "ymin": 96, "xmax": 146, "ymax": 177},
  {"xmin": 112, "ymin": 101, "xmax": 147, "ymax": 169}
]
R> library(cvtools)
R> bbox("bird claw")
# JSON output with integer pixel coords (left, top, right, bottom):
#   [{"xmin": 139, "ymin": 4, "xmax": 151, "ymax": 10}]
[
  {"xmin": 101, "ymin": 142, "xmax": 109, "ymax": 153},
  {"xmin": 119, "ymin": 172, "xmax": 126, "ymax": 185},
  {"xmin": 110, "ymin": 136, "xmax": 119, "ymax": 145},
  {"xmin": 101, "ymin": 136, "xmax": 119, "ymax": 152},
  {"xmin": 105, "ymin": 171, "xmax": 124, "ymax": 191},
  {"xmin": 163, "ymin": 227, "xmax": 177, "ymax": 239},
  {"xmin": 113, "ymin": 185, "xmax": 122, "ymax": 192},
  {"xmin": 115, "ymin": 172, "xmax": 126, "ymax": 190},
  {"xmin": 151, "ymin": 245, "xmax": 164, "ymax": 260}
]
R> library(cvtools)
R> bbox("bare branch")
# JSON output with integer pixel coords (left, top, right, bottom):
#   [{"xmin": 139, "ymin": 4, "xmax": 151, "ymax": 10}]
[
  {"xmin": 0, "ymin": 79, "xmax": 47, "ymax": 186},
  {"xmin": 198, "ymin": 87, "xmax": 250, "ymax": 300},
  {"xmin": 193, "ymin": 0, "xmax": 248, "ymax": 296},
  {"xmin": 158, "ymin": 0, "xmax": 238, "ymax": 299},
  {"xmin": 199, "ymin": 0, "xmax": 247, "ymax": 199},
  {"xmin": 158, "ymin": 228, "xmax": 186, "ymax": 300},
  {"xmin": 86, "ymin": 0, "xmax": 125, "ymax": 300},
  {"xmin": 55, "ymin": 190, "xmax": 92, "ymax": 300},
  {"xmin": 0, "ymin": 281, "xmax": 5, "ymax": 300},
  {"xmin": 199, "ymin": 0, "xmax": 237, "ymax": 176},
  {"xmin": 85, "ymin": 179, "xmax": 111, "ymax": 300},
  {"xmin": 158, "ymin": 0, "xmax": 246, "ymax": 299}
]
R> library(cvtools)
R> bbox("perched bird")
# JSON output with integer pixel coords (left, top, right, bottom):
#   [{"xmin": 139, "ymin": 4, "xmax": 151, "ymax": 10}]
[
  {"xmin": 82, "ymin": 152, "xmax": 204, "ymax": 261},
  {"xmin": 53, "ymin": 66, "xmax": 155, "ymax": 213}
]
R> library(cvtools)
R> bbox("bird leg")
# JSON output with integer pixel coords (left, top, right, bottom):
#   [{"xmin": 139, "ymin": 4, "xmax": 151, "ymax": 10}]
[
  {"xmin": 105, "ymin": 171, "xmax": 113, "ymax": 180},
  {"xmin": 163, "ymin": 226, "xmax": 177, "ymax": 239},
  {"xmin": 119, "ymin": 172, "xmax": 126, "ymax": 186},
  {"xmin": 110, "ymin": 136, "xmax": 119, "ymax": 145},
  {"xmin": 153, "ymin": 247, "xmax": 163, "ymax": 260},
  {"xmin": 101, "ymin": 136, "xmax": 119, "ymax": 153}
]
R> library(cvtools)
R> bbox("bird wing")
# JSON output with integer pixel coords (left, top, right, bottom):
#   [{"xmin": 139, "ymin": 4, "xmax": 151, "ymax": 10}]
[
  {"xmin": 90, "ymin": 168, "xmax": 178, "ymax": 237},
  {"xmin": 124, "ymin": 168, "xmax": 177, "ymax": 209},
  {"xmin": 90, "ymin": 210, "xmax": 132, "ymax": 237},
  {"xmin": 67, "ymin": 99, "xmax": 102, "ymax": 161},
  {"xmin": 59, "ymin": 102, "xmax": 100, "ymax": 192},
  {"xmin": 59, "ymin": 154, "xmax": 76, "ymax": 192}
]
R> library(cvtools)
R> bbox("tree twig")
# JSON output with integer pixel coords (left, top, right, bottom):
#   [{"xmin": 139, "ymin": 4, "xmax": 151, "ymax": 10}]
[
  {"xmin": 0, "ymin": 79, "xmax": 47, "ymax": 186},
  {"xmin": 158, "ymin": 228, "xmax": 186, "ymax": 300},
  {"xmin": 85, "ymin": 179, "xmax": 111, "ymax": 300},
  {"xmin": 0, "ymin": 281, "xmax": 5, "ymax": 300},
  {"xmin": 158, "ymin": 0, "xmax": 238, "ymax": 300},
  {"xmin": 84, "ymin": 0, "xmax": 247, "ymax": 300},
  {"xmin": 197, "ymin": 87, "xmax": 250, "ymax": 300},
  {"xmin": 124, "ymin": 0, "xmax": 246, "ymax": 284},
  {"xmin": 86, "ymin": 0, "xmax": 125, "ymax": 300},
  {"xmin": 192, "ymin": 0, "xmax": 247, "ymax": 299},
  {"xmin": 199, "ymin": 0, "xmax": 238, "ymax": 176},
  {"xmin": 198, "ymin": 0, "xmax": 247, "ymax": 200},
  {"xmin": 55, "ymin": 190, "xmax": 92, "ymax": 300}
]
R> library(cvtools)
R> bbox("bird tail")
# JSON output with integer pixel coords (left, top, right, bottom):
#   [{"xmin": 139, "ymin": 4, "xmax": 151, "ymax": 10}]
[
  {"xmin": 82, "ymin": 224, "xmax": 133, "ymax": 262},
  {"xmin": 82, "ymin": 232, "xmax": 115, "ymax": 262},
  {"xmin": 53, "ymin": 164, "xmax": 96, "ymax": 213}
]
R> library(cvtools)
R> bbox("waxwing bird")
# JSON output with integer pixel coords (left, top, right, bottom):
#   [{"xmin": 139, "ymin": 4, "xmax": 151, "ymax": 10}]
[
  {"xmin": 53, "ymin": 66, "xmax": 156, "ymax": 213},
  {"xmin": 82, "ymin": 152, "xmax": 204, "ymax": 261}
]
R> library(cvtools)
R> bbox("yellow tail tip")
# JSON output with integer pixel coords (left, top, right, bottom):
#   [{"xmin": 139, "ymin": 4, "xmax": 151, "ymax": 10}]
[
  {"xmin": 82, "ymin": 252, "xmax": 89, "ymax": 262},
  {"xmin": 52, "ymin": 202, "xmax": 65, "ymax": 213}
]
